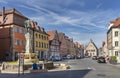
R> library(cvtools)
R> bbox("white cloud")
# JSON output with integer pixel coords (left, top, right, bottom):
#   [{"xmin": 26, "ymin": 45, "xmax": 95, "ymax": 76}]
[
  {"xmin": 67, "ymin": 31, "xmax": 106, "ymax": 48},
  {"xmin": 14, "ymin": 0, "xmax": 120, "ymax": 48},
  {"xmin": 0, "ymin": 0, "xmax": 7, "ymax": 4},
  {"xmin": 18, "ymin": 0, "xmax": 117, "ymax": 31}
]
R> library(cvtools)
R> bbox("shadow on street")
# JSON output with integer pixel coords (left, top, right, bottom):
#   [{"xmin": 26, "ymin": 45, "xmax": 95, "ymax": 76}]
[{"xmin": 0, "ymin": 69, "xmax": 91, "ymax": 78}]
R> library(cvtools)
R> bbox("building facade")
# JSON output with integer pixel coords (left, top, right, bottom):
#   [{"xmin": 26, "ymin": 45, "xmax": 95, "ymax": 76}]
[
  {"xmin": 0, "ymin": 7, "xmax": 28, "ymax": 61},
  {"xmin": 34, "ymin": 26, "xmax": 49, "ymax": 60},
  {"xmin": 47, "ymin": 30, "xmax": 61, "ymax": 58},
  {"xmin": 74, "ymin": 42, "xmax": 84, "ymax": 58},
  {"xmin": 107, "ymin": 17, "xmax": 120, "ymax": 62},
  {"xmin": 0, "ymin": 7, "xmax": 49, "ymax": 61},
  {"xmin": 58, "ymin": 33, "xmax": 68, "ymax": 56},
  {"xmin": 102, "ymin": 41, "xmax": 108, "ymax": 57},
  {"xmin": 85, "ymin": 40, "xmax": 98, "ymax": 57}
]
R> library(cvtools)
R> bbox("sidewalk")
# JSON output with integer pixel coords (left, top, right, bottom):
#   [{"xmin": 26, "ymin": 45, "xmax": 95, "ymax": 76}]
[
  {"xmin": 107, "ymin": 63, "xmax": 120, "ymax": 68},
  {"xmin": 0, "ymin": 63, "xmax": 70, "ymax": 74}
]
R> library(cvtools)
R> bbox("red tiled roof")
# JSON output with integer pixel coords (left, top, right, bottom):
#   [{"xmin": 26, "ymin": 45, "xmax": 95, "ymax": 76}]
[
  {"xmin": 0, "ymin": 8, "xmax": 27, "ymax": 19},
  {"xmin": 47, "ymin": 30, "xmax": 57, "ymax": 40},
  {"xmin": 110, "ymin": 17, "xmax": 120, "ymax": 27}
]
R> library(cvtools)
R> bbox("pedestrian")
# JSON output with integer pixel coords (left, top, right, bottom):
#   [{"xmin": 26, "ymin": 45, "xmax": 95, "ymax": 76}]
[{"xmin": 32, "ymin": 61, "xmax": 38, "ymax": 70}]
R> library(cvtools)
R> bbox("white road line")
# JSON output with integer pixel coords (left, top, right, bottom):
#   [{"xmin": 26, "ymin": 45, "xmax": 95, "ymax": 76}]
[
  {"xmin": 88, "ymin": 67, "xmax": 92, "ymax": 69},
  {"xmin": 87, "ymin": 67, "xmax": 96, "ymax": 70}
]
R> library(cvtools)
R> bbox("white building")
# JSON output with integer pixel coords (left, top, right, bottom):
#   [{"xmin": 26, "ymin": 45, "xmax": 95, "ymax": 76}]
[
  {"xmin": 107, "ymin": 18, "xmax": 120, "ymax": 63},
  {"xmin": 85, "ymin": 40, "xmax": 98, "ymax": 57}
]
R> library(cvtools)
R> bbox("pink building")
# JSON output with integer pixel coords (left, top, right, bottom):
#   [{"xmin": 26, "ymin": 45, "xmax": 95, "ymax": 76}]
[{"xmin": 58, "ymin": 33, "xmax": 69, "ymax": 56}]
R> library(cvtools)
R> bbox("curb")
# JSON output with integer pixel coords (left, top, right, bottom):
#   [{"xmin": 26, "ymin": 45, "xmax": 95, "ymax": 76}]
[{"xmin": 107, "ymin": 63, "xmax": 120, "ymax": 68}]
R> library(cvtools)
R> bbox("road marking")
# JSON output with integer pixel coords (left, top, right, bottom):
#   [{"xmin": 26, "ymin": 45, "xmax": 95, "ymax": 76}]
[
  {"xmin": 88, "ymin": 67, "xmax": 92, "ymax": 69},
  {"xmin": 87, "ymin": 67, "xmax": 96, "ymax": 70}
]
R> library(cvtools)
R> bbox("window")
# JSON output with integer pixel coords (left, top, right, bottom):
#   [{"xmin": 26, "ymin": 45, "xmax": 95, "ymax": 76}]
[
  {"xmin": 44, "ymin": 43, "xmax": 46, "ymax": 48},
  {"xmin": 15, "ymin": 26, "xmax": 19, "ymax": 32},
  {"xmin": 36, "ymin": 41, "xmax": 38, "ymax": 47},
  {"xmin": 39, "ymin": 34, "xmax": 41, "ymax": 39},
  {"xmin": 19, "ymin": 40, "xmax": 22, "ymax": 46},
  {"xmin": 19, "ymin": 40, "xmax": 25, "ymax": 46},
  {"xmin": 15, "ymin": 39, "xmax": 19, "ymax": 45},
  {"xmin": 42, "ymin": 35, "xmax": 43, "ymax": 39},
  {"xmin": 115, "ymin": 51, "xmax": 118, "ymax": 56},
  {"xmin": 36, "ymin": 33, "xmax": 38, "ymax": 38},
  {"xmin": 46, "ymin": 44, "xmax": 48, "ymax": 48},
  {"xmin": 44, "ymin": 36, "xmax": 46, "ymax": 40},
  {"xmin": 115, "ymin": 31, "xmax": 118, "ymax": 37},
  {"xmin": 20, "ymin": 27, "xmax": 23, "ymax": 34},
  {"xmin": 115, "ymin": 41, "xmax": 118, "ymax": 47},
  {"xmin": 42, "ymin": 43, "xmax": 43, "ymax": 48},
  {"xmin": 39, "ymin": 42, "xmax": 41, "ymax": 47}
]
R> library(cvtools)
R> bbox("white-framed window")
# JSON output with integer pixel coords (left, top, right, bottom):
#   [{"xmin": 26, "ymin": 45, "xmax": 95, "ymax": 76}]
[
  {"xmin": 115, "ymin": 51, "xmax": 118, "ymax": 56},
  {"xmin": 115, "ymin": 31, "xmax": 118, "ymax": 37},
  {"xmin": 115, "ymin": 41, "xmax": 118, "ymax": 47}
]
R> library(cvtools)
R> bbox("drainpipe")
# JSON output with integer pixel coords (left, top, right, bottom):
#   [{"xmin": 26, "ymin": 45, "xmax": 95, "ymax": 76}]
[{"xmin": 2, "ymin": 6, "xmax": 5, "ymax": 22}]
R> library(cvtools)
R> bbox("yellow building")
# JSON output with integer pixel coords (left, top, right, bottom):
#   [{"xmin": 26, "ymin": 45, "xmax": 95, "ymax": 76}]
[{"xmin": 34, "ymin": 27, "xmax": 49, "ymax": 60}]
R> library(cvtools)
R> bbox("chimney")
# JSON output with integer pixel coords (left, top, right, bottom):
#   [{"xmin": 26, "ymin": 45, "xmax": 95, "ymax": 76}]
[{"xmin": 2, "ymin": 6, "xmax": 5, "ymax": 22}]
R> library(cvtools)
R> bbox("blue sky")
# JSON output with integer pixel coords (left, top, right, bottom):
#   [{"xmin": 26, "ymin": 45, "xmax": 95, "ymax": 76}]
[{"xmin": 1, "ymin": 0, "xmax": 120, "ymax": 48}]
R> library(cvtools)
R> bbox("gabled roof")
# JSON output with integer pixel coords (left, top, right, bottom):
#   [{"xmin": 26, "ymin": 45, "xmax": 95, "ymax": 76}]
[
  {"xmin": 0, "ymin": 8, "xmax": 27, "ymax": 19},
  {"xmin": 47, "ymin": 30, "xmax": 58, "ymax": 40},
  {"xmin": 86, "ymin": 40, "xmax": 98, "ymax": 50},
  {"xmin": 109, "ymin": 17, "xmax": 120, "ymax": 27},
  {"xmin": 58, "ymin": 32, "xmax": 65, "ymax": 41},
  {"xmin": 74, "ymin": 42, "xmax": 84, "ymax": 49}
]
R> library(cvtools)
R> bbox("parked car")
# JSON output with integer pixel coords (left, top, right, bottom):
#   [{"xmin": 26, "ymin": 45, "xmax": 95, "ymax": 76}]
[
  {"xmin": 92, "ymin": 56, "xmax": 98, "ymax": 60},
  {"xmin": 51, "ymin": 56, "xmax": 62, "ymax": 61},
  {"xmin": 76, "ymin": 56, "xmax": 81, "ymax": 59},
  {"xmin": 97, "ymin": 56, "xmax": 106, "ymax": 63},
  {"xmin": 67, "ymin": 55, "xmax": 75, "ymax": 59},
  {"xmin": 62, "ymin": 56, "xmax": 67, "ymax": 60}
]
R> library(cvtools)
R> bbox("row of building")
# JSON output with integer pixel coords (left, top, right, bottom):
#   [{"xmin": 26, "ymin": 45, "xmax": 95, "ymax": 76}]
[{"xmin": 0, "ymin": 7, "xmax": 85, "ymax": 61}]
